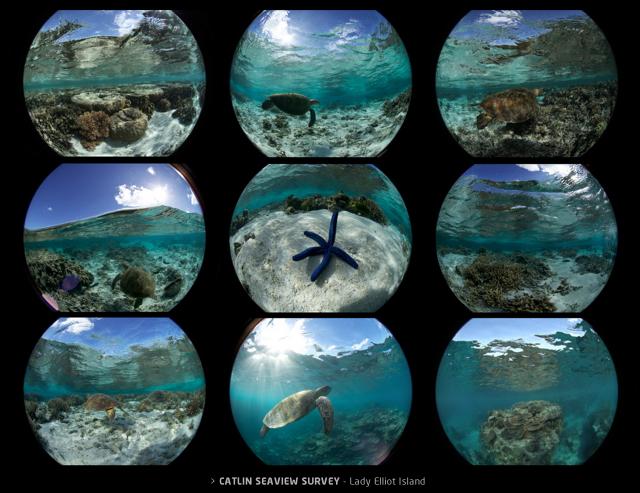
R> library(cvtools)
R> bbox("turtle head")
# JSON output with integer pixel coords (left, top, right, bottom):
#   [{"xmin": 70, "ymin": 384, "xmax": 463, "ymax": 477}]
[
  {"xmin": 476, "ymin": 112, "xmax": 493, "ymax": 129},
  {"xmin": 261, "ymin": 99, "xmax": 274, "ymax": 110},
  {"xmin": 532, "ymin": 88, "xmax": 543, "ymax": 97},
  {"xmin": 315, "ymin": 385, "xmax": 331, "ymax": 397},
  {"xmin": 309, "ymin": 99, "xmax": 319, "ymax": 106},
  {"xmin": 106, "ymin": 407, "xmax": 116, "ymax": 421}
]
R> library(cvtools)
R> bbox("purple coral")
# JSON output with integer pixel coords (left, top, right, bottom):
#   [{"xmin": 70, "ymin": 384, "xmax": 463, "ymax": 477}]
[{"xmin": 60, "ymin": 274, "xmax": 80, "ymax": 292}]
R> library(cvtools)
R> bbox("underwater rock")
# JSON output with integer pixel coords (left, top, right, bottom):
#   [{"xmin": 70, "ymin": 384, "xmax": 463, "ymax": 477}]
[
  {"xmin": 574, "ymin": 254, "xmax": 610, "ymax": 275},
  {"xmin": 109, "ymin": 108, "xmax": 148, "ymax": 142},
  {"xmin": 76, "ymin": 111, "xmax": 110, "ymax": 150},
  {"xmin": 127, "ymin": 95, "xmax": 156, "ymax": 117},
  {"xmin": 137, "ymin": 390, "xmax": 183, "ymax": 412},
  {"xmin": 173, "ymin": 98, "xmax": 196, "ymax": 125},
  {"xmin": 382, "ymin": 88, "xmax": 411, "ymax": 118},
  {"xmin": 70, "ymin": 92, "xmax": 129, "ymax": 114},
  {"xmin": 481, "ymin": 400, "xmax": 563, "ymax": 465},
  {"xmin": 47, "ymin": 397, "xmax": 70, "ymax": 421},
  {"xmin": 156, "ymin": 98, "xmax": 172, "ymax": 112},
  {"xmin": 230, "ymin": 209, "xmax": 250, "ymax": 236},
  {"xmin": 185, "ymin": 390, "xmax": 205, "ymax": 417},
  {"xmin": 112, "ymin": 266, "xmax": 155, "ymax": 309},
  {"xmin": 162, "ymin": 274, "xmax": 183, "ymax": 299},
  {"xmin": 25, "ymin": 249, "xmax": 94, "ymax": 293}
]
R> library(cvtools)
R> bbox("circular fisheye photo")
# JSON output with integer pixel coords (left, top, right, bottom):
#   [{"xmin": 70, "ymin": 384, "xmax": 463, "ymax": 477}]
[
  {"xmin": 24, "ymin": 317, "xmax": 205, "ymax": 465},
  {"xmin": 436, "ymin": 10, "xmax": 617, "ymax": 157},
  {"xmin": 24, "ymin": 164, "xmax": 205, "ymax": 312},
  {"xmin": 230, "ymin": 10, "xmax": 411, "ymax": 157},
  {"xmin": 230, "ymin": 318, "xmax": 412, "ymax": 465},
  {"xmin": 24, "ymin": 10, "xmax": 205, "ymax": 156},
  {"xmin": 436, "ymin": 164, "xmax": 617, "ymax": 312},
  {"xmin": 230, "ymin": 164, "xmax": 412, "ymax": 312},
  {"xmin": 436, "ymin": 318, "xmax": 617, "ymax": 465}
]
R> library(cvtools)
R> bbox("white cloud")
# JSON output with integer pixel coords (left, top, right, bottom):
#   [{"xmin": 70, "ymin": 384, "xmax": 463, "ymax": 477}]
[
  {"xmin": 115, "ymin": 184, "xmax": 168, "ymax": 208},
  {"xmin": 47, "ymin": 206, "xmax": 52, "ymax": 212},
  {"xmin": 52, "ymin": 318, "xmax": 95, "ymax": 334},
  {"xmin": 147, "ymin": 166, "xmax": 156, "ymax": 176},
  {"xmin": 477, "ymin": 10, "xmax": 523, "ymax": 28},
  {"xmin": 261, "ymin": 10, "xmax": 295, "ymax": 46},
  {"xmin": 327, "ymin": 19, "xmax": 361, "ymax": 51},
  {"xmin": 351, "ymin": 338, "xmax": 371, "ymax": 350},
  {"xmin": 113, "ymin": 10, "xmax": 144, "ymax": 36},
  {"xmin": 516, "ymin": 164, "xmax": 575, "ymax": 178},
  {"xmin": 187, "ymin": 191, "xmax": 199, "ymax": 206}
]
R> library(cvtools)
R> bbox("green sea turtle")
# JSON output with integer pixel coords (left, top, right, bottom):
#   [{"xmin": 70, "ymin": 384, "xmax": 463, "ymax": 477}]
[
  {"xmin": 111, "ymin": 265, "xmax": 156, "ymax": 309},
  {"xmin": 476, "ymin": 88, "xmax": 542, "ymax": 129},
  {"xmin": 259, "ymin": 385, "xmax": 333, "ymax": 437},
  {"xmin": 84, "ymin": 394, "xmax": 130, "ymax": 421},
  {"xmin": 261, "ymin": 93, "xmax": 319, "ymax": 127}
]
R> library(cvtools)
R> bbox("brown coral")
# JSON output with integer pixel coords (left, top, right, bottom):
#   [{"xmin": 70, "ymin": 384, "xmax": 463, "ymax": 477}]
[{"xmin": 76, "ymin": 111, "xmax": 110, "ymax": 150}]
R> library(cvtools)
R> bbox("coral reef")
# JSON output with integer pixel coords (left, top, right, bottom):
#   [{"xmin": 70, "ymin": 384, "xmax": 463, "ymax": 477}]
[
  {"xmin": 25, "ymin": 249, "xmax": 94, "ymax": 293},
  {"xmin": 457, "ymin": 252, "xmax": 554, "ymax": 312},
  {"xmin": 254, "ymin": 407, "xmax": 407, "ymax": 465},
  {"xmin": 24, "ymin": 82, "xmax": 202, "ymax": 155},
  {"xmin": 284, "ymin": 193, "xmax": 387, "ymax": 225},
  {"xmin": 26, "ymin": 390, "xmax": 204, "ymax": 465},
  {"xmin": 480, "ymin": 400, "xmax": 563, "ymax": 465},
  {"xmin": 448, "ymin": 82, "xmax": 616, "ymax": 157},
  {"xmin": 574, "ymin": 254, "xmax": 611, "ymax": 275}
]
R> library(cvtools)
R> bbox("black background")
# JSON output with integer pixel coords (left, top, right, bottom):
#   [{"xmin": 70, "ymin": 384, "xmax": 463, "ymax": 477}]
[{"xmin": 5, "ymin": 1, "xmax": 637, "ymax": 489}]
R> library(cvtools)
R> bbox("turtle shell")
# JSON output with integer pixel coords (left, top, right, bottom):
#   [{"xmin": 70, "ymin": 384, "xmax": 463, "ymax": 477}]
[
  {"xmin": 119, "ymin": 267, "xmax": 155, "ymax": 298},
  {"xmin": 85, "ymin": 394, "xmax": 118, "ymax": 411},
  {"xmin": 268, "ymin": 93, "xmax": 312, "ymax": 115},
  {"xmin": 263, "ymin": 389, "xmax": 316, "ymax": 428},
  {"xmin": 480, "ymin": 88, "xmax": 539, "ymax": 123}
]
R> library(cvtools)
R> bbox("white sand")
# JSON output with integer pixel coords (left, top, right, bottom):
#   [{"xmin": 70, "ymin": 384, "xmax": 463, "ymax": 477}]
[
  {"xmin": 233, "ymin": 99, "xmax": 406, "ymax": 157},
  {"xmin": 231, "ymin": 210, "xmax": 410, "ymax": 312},
  {"xmin": 38, "ymin": 406, "xmax": 202, "ymax": 465}
]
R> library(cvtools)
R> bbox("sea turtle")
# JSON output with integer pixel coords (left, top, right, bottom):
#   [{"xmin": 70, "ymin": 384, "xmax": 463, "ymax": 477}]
[
  {"xmin": 476, "ymin": 88, "xmax": 542, "ymax": 129},
  {"xmin": 111, "ymin": 265, "xmax": 155, "ymax": 309},
  {"xmin": 84, "ymin": 394, "xmax": 130, "ymax": 421},
  {"xmin": 261, "ymin": 93, "xmax": 319, "ymax": 127},
  {"xmin": 259, "ymin": 385, "xmax": 333, "ymax": 437}
]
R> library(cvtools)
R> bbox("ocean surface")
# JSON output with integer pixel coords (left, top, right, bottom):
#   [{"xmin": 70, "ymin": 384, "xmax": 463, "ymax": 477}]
[
  {"xmin": 436, "ymin": 322, "xmax": 617, "ymax": 465},
  {"xmin": 230, "ymin": 10, "xmax": 412, "ymax": 157},
  {"xmin": 436, "ymin": 165, "xmax": 616, "ymax": 312},
  {"xmin": 231, "ymin": 335, "xmax": 411, "ymax": 465},
  {"xmin": 24, "ymin": 205, "xmax": 205, "ymax": 312}
]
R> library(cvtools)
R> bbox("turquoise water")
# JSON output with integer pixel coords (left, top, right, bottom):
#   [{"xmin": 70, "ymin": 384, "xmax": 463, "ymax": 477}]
[
  {"xmin": 437, "ymin": 165, "xmax": 617, "ymax": 255},
  {"xmin": 230, "ymin": 11, "xmax": 410, "ymax": 106},
  {"xmin": 25, "ymin": 334, "xmax": 205, "ymax": 399},
  {"xmin": 24, "ymin": 205, "xmax": 205, "ymax": 312},
  {"xmin": 234, "ymin": 164, "xmax": 411, "ymax": 241},
  {"xmin": 230, "ymin": 326, "xmax": 412, "ymax": 465},
  {"xmin": 436, "ymin": 320, "xmax": 617, "ymax": 465},
  {"xmin": 24, "ymin": 11, "xmax": 205, "ymax": 90}
]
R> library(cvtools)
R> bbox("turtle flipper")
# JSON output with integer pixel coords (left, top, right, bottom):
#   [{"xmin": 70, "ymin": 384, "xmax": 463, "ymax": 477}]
[
  {"xmin": 315, "ymin": 396, "xmax": 334, "ymax": 435},
  {"xmin": 259, "ymin": 424, "xmax": 270, "ymax": 437},
  {"xmin": 308, "ymin": 108, "xmax": 316, "ymax": 127},
  {"xmin": 111, "ymin": 273, "xmax": 121, "ymax": 291},
  {"xmin": 133, "ymin": 297, "xmax": 143, "ymax": 309},
  {"xmin": 476, "ymin": 112, "xmax": 493, "ymax": 129}
]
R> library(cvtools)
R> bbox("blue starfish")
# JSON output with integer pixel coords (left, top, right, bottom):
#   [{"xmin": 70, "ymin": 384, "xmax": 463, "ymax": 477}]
[{"xmin": 292, "ymin": 210, "xmax": 359, "ymax": 282}]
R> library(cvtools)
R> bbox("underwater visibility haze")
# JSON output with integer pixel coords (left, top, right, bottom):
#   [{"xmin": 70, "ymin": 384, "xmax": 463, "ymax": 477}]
[
  {"xmin": 230, "ymin": 164, "xmax": 412, "ymax": 312},
  {"xmin": 230, "ymin": 318, "xmax": 412, "ymax": 465},
  {"xmin": 24, "ymin": 318, "xmax": 205, "ymax": 465},
  {"xmin": 437, "ymin": 10, "xmax": 617, "ymax": 157},
  {"xmin": 436, "ymin": 164, "xmax": 616, "ymax": 312},
  {"xmin": 231, "ymin": 10, "xmax": 412, "ymax": 157},
  {"xmin": 24, "ymin": 10, "xmax": 205, "ymax": 156},
  {"xmin": 436, "ymin": 318, "xmax": 617, "ymax": 465},
  {"xmin": 24, "ymin": 164, "xmax": 205, "ymax": 312}
]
